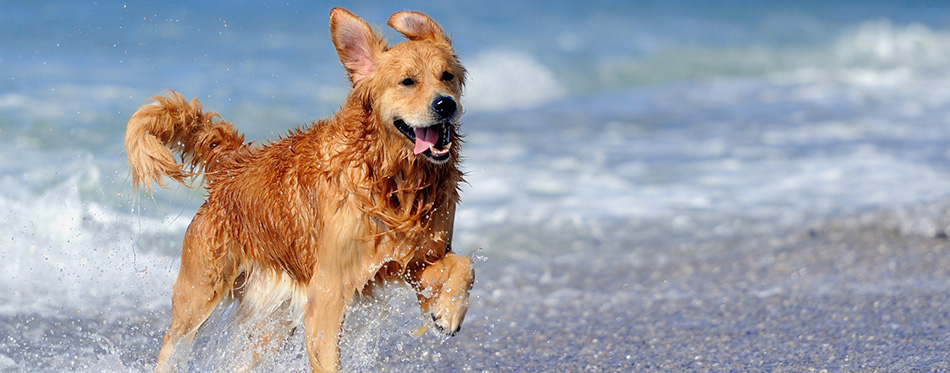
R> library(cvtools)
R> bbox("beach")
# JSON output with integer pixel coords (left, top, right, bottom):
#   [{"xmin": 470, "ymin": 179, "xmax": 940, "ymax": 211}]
[
  {"xmin": 2, "ymin": 200, "xmax": 950, "ymax": 371},
  {"xmin": 2, "ymin": 1, "xmax": 950, "ymax": 371}
]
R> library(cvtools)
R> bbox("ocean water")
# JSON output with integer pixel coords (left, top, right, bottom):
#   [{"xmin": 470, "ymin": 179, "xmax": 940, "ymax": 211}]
[{"xmin": 3, "ymin": 0, "xmax": 950, "ymax": 370}]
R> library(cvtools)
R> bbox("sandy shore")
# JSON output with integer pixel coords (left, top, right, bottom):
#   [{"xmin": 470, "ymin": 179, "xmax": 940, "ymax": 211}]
[
  {"xmin": 435, "ymin": 202, "xmax": 950, "ymax": 371},
  {"xmin": 3, "ymin": 202, "xmax": 950, "ymax": 371}
]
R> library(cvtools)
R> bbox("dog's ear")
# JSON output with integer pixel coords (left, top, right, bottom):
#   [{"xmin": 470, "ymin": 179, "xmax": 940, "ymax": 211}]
[
  {"xmin": 330, "ymin": 8, "xmax": 386, "ymax": 84},
  {"xmin": 387, "ymin": 11, "xmax": 451, "ymax": 46}
]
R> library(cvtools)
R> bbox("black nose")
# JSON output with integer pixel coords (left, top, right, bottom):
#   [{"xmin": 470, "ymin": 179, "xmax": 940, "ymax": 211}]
[{"xmin": 433, "ymin": 96, "xmax": 457, "ymax": 120}]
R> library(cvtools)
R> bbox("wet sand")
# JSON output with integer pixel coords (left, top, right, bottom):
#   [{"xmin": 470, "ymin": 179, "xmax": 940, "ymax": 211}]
[
  {"xmin": 432, "ymin": 202, "xmax": 950, "ymax": 371},
  {"xmin": 151, "ymin": 201, "xmax": 945, "ymax": 371},
  {"xmin": 3, "ymin": 202, "xmax": 950, "ymax": 371}
]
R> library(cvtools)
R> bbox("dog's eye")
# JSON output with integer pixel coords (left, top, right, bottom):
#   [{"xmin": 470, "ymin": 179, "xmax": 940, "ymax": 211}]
[
  {"xmin": 400, "ymin": 78, "xmax": 416, "ymax": 86},
  {"xmin": 441, "ymin": 72, "xmax": 454, "ymax": 82}
]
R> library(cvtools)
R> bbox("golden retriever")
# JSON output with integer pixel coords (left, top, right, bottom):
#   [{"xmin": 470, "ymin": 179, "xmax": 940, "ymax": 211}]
[{"xmin": 125, "ymin": 8, "xmax": 473, "ymax": 372}]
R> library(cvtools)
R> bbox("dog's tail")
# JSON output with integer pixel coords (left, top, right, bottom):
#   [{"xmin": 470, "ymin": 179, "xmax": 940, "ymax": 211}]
[{"xmin": 125, "ymin": 90, "xmax": 245, "ymax": 193}]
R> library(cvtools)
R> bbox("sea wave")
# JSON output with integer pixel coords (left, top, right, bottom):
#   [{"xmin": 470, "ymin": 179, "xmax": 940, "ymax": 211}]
[
  {"xmin": 463, "ymin": 50, "xmax": 567, "ymax": 111},
  {"xmin": 836, "ymin": 19, "xmax": 950, "ymax": 69},
  {"xmin": 594, "ymin": 20, "xmax": 950, "ymax": 91},
  {"xmin": 0, "ymin": 157, "xmax": 177, "ymax": 316}
]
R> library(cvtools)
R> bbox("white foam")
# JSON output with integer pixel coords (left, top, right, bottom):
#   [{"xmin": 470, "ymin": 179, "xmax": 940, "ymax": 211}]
[
  {"xmin": 463, "ymin": 50, "xmax": 567, "ymax": 111},
  {"xmin": 0, "ymin": 158, "xmax": 177, "ymax": 316},
  {"xmin": 836, "ymin": 20, "xmax": 950, "ymax": 69}
]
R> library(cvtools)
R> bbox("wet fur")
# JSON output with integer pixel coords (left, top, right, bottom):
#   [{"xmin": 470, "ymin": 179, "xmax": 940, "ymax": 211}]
[{"xmin": 126, "ymin": 8, "xmax": 473, "ymax": 372}]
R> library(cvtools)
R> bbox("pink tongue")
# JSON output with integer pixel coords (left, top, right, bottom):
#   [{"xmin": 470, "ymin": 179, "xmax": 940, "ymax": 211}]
[{"xmin": 413, "ymin": 127, "xmax": 440, "ymax": 154}]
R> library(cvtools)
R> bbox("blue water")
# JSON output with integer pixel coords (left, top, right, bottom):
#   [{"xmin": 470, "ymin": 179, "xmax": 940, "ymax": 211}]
[{"xmin": 3, "ymin": 0, "xmax": 950, "ymax": 370}]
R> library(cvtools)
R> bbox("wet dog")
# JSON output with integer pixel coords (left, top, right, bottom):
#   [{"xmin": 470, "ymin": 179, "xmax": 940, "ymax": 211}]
[{"xmin": 125, "ymin": 8, "xmax": 473, "ymax": 372}]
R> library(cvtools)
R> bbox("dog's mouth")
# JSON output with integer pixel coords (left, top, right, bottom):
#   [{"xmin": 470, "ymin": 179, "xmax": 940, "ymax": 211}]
[{"xmin": 394, "ymin": 119, "xmax": 452, "ymax": 162}]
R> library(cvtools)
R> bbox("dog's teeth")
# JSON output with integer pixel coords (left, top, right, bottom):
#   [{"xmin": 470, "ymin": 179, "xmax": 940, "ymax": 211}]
[{"xmin": 429, "ymin": 142, "xmax": 452, "ymax": 156}]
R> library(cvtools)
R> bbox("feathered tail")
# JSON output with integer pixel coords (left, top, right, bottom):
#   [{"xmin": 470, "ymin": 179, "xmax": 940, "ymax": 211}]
[{"xmin": 125, "ymin": 90, "xmax": 245, "ymax": 193}]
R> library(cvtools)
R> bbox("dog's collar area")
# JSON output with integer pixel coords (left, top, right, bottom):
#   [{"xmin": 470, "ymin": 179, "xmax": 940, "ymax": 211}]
[{"xmin": 394, "ymin": 119, "xmax": 452, "ymax": 163}]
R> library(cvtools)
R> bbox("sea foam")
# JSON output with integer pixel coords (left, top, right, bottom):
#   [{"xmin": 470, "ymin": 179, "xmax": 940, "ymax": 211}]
[{"xmin": 463, "ymin": 50, "xmax": 567, "ymax": 111}]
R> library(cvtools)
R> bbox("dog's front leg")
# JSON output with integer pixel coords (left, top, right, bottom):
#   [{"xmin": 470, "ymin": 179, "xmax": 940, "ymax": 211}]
[
  {"xmin": 408, "ymin": 252, "xmax": 475, "ymax": 336},
  {"xmin": 303, "ymin": 270, "xmax": 351, "ymax": 373}
]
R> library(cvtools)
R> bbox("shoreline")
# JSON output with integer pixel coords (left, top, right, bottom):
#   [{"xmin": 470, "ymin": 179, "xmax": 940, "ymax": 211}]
[
  {"xmin": 442, "ymin": 198, "xmax": 950, "ymax": 370},
  {"xmin": 2, "ymin": 199, "xmax": 950, "ymax": 370}
]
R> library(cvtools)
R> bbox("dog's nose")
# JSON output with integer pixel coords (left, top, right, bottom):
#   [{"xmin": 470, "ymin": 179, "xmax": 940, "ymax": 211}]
[{"xmin": 433, "ymin": 96, "xmax": 457, "ymax": 120}]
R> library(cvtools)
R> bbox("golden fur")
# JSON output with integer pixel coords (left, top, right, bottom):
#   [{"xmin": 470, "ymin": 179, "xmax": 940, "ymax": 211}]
[{"xmin": 126, "ymin": 8, "xmax": 474, "ymax": 372}]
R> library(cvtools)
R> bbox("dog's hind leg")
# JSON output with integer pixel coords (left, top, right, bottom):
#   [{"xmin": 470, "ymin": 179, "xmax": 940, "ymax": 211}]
[
  {"xmin": 408, "ymin": 252, "xmax": 475, "ymax": 336},
  {"xmin": 155, "ymin": 216, "xmax": 238, "ymax": 372}
]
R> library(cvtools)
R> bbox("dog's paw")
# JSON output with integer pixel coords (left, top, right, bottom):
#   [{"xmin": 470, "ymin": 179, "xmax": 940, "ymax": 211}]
[
  {"xmin": 428, "ymin": 291, "xmax": 469, "ymax": 337},
  {"xmin": 413, "ymin": 253, "xmax": 475, "ymax": 337}
]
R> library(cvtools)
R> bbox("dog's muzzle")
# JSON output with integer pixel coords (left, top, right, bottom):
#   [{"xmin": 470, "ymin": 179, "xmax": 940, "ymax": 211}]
[
  {"xmin": 393, "ymin": 96, "xmax": 457, "ymax": 163},
  {"xmin": 394, "ymin": 119, "xmax": 452, "ymax": 163}
]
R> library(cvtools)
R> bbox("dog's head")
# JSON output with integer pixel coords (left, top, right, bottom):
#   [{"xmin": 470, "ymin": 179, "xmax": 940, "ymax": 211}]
[{"xmin": 330, "ymin": 8, "xmax": 465, "ymax": 165}]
